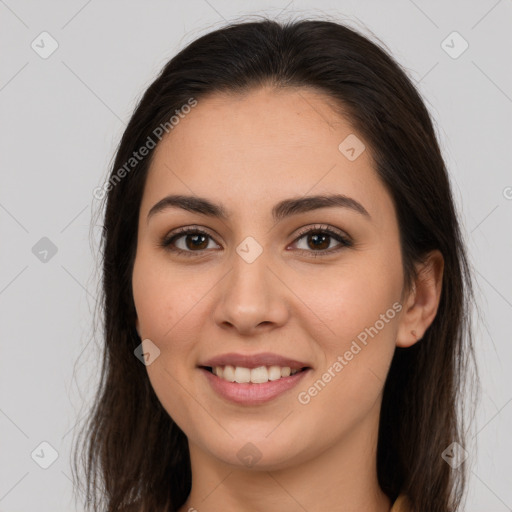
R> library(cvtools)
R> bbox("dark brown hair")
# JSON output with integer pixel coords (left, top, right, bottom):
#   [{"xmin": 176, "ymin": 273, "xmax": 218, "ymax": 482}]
[{"xmin": 72, "ymin": 16, "xmax": 477, "ymax": 512}]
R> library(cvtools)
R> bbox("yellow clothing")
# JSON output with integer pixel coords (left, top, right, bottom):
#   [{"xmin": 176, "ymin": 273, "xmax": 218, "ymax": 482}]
[{"xmin": 390, "ymin": 494, "xmax": 412, "ymax": 512}]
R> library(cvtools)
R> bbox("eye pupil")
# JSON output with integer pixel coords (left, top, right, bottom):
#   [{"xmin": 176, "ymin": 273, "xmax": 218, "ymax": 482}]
[
  {"xmin": 308, "ymin": 233, "xmax": 329, "ymax": 250},
  {"xmin": 187, "ymin": 234, "xmax": 208, "ymax": 250}
]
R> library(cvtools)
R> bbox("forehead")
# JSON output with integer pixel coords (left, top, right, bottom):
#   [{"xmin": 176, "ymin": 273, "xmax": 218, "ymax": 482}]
[{"xmin": 141, "ymin": 86, "xmax": 394, "ymax": 227}]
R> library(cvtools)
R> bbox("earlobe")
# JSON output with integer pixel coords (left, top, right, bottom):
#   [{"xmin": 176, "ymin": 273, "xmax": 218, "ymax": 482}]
[{"xmin": 396, "ymin": 250, "xmax": 444, "ymax": 348}]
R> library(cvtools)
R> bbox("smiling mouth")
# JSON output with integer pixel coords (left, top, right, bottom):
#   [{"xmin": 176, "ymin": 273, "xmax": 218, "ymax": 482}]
[{"xmin": 201, "ymin": 365, "xmax": 310, "ymax": 384}]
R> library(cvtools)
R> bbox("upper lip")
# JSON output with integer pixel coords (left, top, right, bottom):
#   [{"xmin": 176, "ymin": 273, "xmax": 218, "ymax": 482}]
[{"xmin": 199, "ymin": 352, "xmax": 311, "ymax": 370}]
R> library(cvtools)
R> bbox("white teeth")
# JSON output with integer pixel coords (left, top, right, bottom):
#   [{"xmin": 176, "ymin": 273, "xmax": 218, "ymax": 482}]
[
  {"xmin": 268, "ymin": 365, "xmax": 282, "ymax": 381},
  {"xmin": 250, "ymin": 366, "xmax": 269, "ymax": 384},
  {"xmin": 211, "ymin": 365, "xmax": 302, "ymax": 383},
  {"xmin": 222, "ymin": 365, "xmax": 235, "ymax": 382},
  {"xmin": 234, "ymin": 366, "xmax": 251, "ymax": 383}
]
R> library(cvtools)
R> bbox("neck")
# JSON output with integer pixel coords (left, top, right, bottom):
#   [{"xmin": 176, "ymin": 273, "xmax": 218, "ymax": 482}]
[{"xmin": 178, "ymin": 406, "xmax": 391, "ymax": 512}]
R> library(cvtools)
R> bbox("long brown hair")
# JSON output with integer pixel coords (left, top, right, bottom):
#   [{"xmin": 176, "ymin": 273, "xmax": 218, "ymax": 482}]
[{"xmin": 72, "ymin": 17, "xmax": 477, "ymax": 512}]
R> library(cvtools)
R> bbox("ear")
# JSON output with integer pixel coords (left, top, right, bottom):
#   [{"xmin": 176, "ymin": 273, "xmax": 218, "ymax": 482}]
[{"xmin": 396, "ymin": 250, "xmax": 444, "ymax": 348}]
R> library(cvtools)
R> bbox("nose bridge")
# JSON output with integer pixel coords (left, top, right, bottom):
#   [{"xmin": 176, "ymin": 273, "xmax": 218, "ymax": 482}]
[
  {"xmin": 212, "ymin": 239, "xmax": 289, "ymax": 334},
  {"xmin": 232, "ymin": 240, "xmax": 271, "ymax": 296}
]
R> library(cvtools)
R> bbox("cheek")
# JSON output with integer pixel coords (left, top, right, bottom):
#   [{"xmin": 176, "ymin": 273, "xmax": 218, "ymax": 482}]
[
  {"xmin": 295, "ymin": 254, "xmax": 402, "ymax": 348},
  {"xmin": 132, "ymin": 253, "xmax": 205, "ymax": 429},
  {"xmin": 132, "ymin": 248, "xmax": 203, "ymax": 347},
  {"xmin": 131, "ymin": 252, "xmax": 213, "ymax": 414},
  {"xmin": 292, "ymin": 253, "xmax": 402, "ymax": 414}
]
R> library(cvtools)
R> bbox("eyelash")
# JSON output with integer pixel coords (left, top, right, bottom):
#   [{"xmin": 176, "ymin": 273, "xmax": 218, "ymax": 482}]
[{"xmin": 159, "ymin": 224, "xmax": 352, "ymax": 259}]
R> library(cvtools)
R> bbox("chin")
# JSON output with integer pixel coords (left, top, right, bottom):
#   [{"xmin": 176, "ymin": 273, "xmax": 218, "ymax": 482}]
[{"xmin": 200, "ymin": 433, "xmax": 309, "ymax": 471}]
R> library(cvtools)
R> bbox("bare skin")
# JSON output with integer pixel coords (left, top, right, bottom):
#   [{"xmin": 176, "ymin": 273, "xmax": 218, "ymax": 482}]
[{"xmin": 131, "ymin": 86, "xmax": 444, "ymax": 512}]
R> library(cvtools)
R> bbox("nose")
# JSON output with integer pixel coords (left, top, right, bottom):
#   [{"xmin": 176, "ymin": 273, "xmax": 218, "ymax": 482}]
[{"xmin": 212, "ymin": 250, "xmax": 290, "ymax": 336}]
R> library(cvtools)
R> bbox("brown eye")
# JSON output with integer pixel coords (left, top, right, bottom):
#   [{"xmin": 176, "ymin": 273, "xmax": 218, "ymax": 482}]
[
  {"xmin": 160, "ymin": 227, "xmax": 220, "ymax": 256},
  {"xmin": 292, "ymin": 225, "xmax": 352, "ymax": 257},
  {"xmin": 182, "ymin": 233, "xmax": 209, "ymax": 251},
  {"xmin": 303, "ymin": 232, "xmax": 331, "ymax": 250},
  {"xmin": 160, "ymin": 224, "xmax": 352, "ymax": 258}
]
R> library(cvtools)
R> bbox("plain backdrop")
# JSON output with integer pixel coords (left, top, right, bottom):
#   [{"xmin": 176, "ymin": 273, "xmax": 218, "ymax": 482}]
[{"xmin": 1, "ymin": 1, "xmax": 511, "ymax": 510}]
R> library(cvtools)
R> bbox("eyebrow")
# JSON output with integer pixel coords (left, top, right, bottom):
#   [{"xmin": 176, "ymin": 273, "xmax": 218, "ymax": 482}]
[{"xmin": 146, "ymin": 193, "xmax": 371, "ymax": 224}]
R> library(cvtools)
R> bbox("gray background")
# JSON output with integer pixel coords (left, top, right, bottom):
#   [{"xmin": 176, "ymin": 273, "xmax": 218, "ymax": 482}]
[{"xmin": 1, "ymin": 1, "xmax": 511, "ymax": 510}]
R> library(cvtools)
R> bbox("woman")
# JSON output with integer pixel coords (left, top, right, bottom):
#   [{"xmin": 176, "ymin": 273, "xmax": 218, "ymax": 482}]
[{"xmin": 74, "ymin": 17, "xmax": 476, "ymax": 512}]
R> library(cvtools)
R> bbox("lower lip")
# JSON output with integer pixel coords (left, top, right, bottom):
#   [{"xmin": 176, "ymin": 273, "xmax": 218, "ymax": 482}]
[{"xmin": 201, "ymin": 367, "xmax": 311, "ymax": 405}]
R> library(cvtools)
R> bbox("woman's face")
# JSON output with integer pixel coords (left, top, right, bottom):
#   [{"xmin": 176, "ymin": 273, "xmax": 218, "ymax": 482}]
[{"xmin": 132, "ymin": 86, "xmax": 406, "ymax": 470}]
